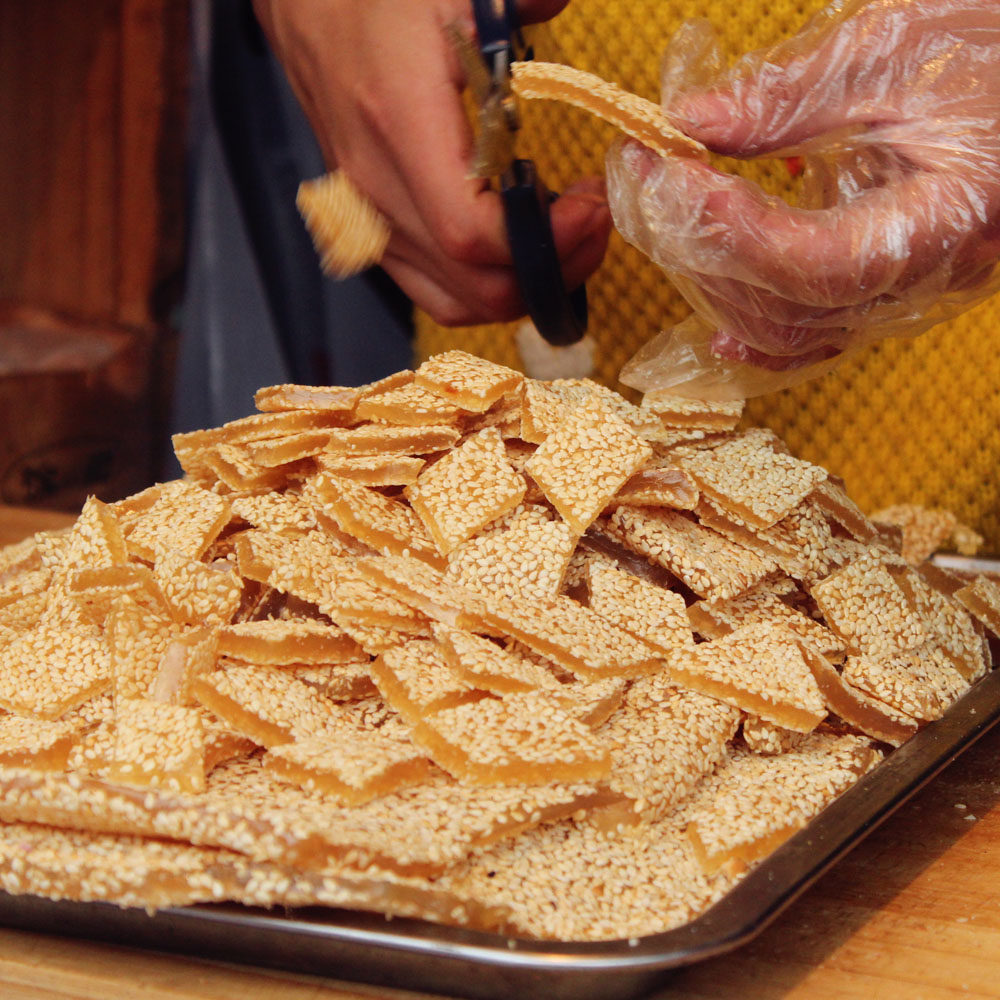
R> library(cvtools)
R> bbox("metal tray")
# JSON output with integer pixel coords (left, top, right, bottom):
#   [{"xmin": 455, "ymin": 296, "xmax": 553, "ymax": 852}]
[{"xmin": 2, "ymin": 666, "xmax": 1000, "ymax": 1000}]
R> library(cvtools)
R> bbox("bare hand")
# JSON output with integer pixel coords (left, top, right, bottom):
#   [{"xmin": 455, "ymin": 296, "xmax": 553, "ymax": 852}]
[{"xmin": 254, "ymin": 0, "xmax": 612, "ymax": 326}]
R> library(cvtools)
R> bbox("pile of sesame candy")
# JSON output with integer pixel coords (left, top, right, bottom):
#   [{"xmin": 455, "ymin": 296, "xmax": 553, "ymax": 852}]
[{"xmin": 0, "ymin": 350, "xmax": 997, "ymax": 943}]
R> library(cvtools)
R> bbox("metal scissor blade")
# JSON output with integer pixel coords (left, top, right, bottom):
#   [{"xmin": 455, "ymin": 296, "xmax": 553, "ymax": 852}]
[
  {"xmin": 446, "ymin": 20, "xmax": 516, "ymax": 179},
  {"xmin": 445, "ymin": 21, "xmax": 491, "ymax": 104}
]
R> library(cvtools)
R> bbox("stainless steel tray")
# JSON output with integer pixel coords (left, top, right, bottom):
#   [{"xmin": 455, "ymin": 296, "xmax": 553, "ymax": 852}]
[{"xmin": 2, "ymin": 666, "xmax": 1000, "ymax": 1000}]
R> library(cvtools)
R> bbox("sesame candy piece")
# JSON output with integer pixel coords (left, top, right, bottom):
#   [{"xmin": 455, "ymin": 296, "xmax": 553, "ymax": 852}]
[
  {"xmin": 510, "ymin": 59, "xmax": 708, "ymax": 161},
  {"xmin": 0, "ymin": 591, "xmax": 46, "ymax": 631},
  {"xmin": 265, "ymin": 726, "xmax": 435, "ymax": 805},
  {"xmin": 0, "ymin": 619, "xmax": 111, "ymax": 719},
  {"xmin": 0, "ymin": 715, "xmax": 87, "ymax": 770},
  {"xmin": 432, "ymin": 622, "xmax": 563, "ymax": 694},
  {"xmin": 0, "ymin": 534, "xmax": 42, "ymax": 576},
  {"xmin": 191, "ymin": 664, "xmax": 336, "ymax": 746},
  {"xmin": 355, "ymin": 381, "xmax": 465, "ymax": 426},
  {"xmin": 445, "ymin": 504, "xmax": 576, "ymax": 602},
  {"xmin": 65, "ymin": 719, "xmax": 116, "ymax": 779},
  {"xmin": 871, "ymin": 503, "xmax": 983, "ymax": 564},
  {"xmin": 64, "ymin": 496, "xmax": 128, "ymax": 568},
  {"xmin": 0, "ymin": 565, "xmax": 51, "ymax": 613},
  {"xmin": 687, "ymin": 735, "xmax": 882, "ymax": 875},
  {"xmin": 841, "ymin": 648, "xmax": 969, "ymax": 723},
  {"xmin": 525, "ymin": 399, "xmax": 652, "ymax": 535},
  {"xmin": 955, "ymin": 575, "xmax": 1000, "ymax": 640},
  {"xmin": 679, "ymin": 434, "xmax": 826, "ymax": 530},
  {"xmin": 480, "ymin": 593, "xmax": 662, "ymax": 681},
  {"xmin": 109, "ymin": 698, "xmax": 207, "ymax": 794},
  {"xmin": 203, "ymin": 717, "xmax": 259, "ymax": 772},
  {"xmin": 324, "ymin": 423, "xmax": 461, "ymax": 456},
  {"xmin": 230, "ymin": 491, "xmax": 321, "ymax": 535},
  {"xmin": 894, "ymin": 567, "xmax": 987, "ymax": 680},
  {"xmin": 665, "ymin": 623, "xmax": 827, "ymax": 732},
  {"xmin": 414, "ymin": 351, "xmax": 524, "ymax": 413},
  {"xmin": 554, "ymin": 678, "xmax": 629, "ymax": 730},
  {"xmin": 444, "ymin": 810, "xmax": 732, "ymax": 942},
  {"xmin": 811, "ymin": 551, "xmax": 927, "ymax": 658},
  {"xmin": 460, "ymin": 392, "xmax": 524, "ymax": 438},
  {"xmin": 218, "ymin": 619, "xmax": 363, "ymax": 665},
  {"xmin": 107, "ymin": 595, "xmax": 179, "ymax": 702},
  {"xmin": 148, "ymin": 626, "xmax": 219, "ymax": 706},
  {"xmin": 518, "ymin": 379, "xmax": 574, "ymax": 444},
  {"xmin": 687, "ymin": 588, "xmax": 845, "ymax": 657},
  {"xmin": 254, "ymin": 383, "xmax": 361, "ymax": 414},
  {"xmin": 234, "ymin": 531, "xmax": 427, "ymax": 630},
  {"xmin": 742, "ymin": 717, "xmax": 812, "ymax": 756},
  {"xmin": 62, "ymin": 691, "xmax": 116, "ymax": 728},
  {"xmin": 340, "ymin": 619, "xmax": 433, "ymax": 656},
  {"xmin": 608, "ymin": 506, "xmax": 776, "ymax": 601},
  {"xmin": 288, "ymin": 662, "xmax": 377, "ymax": 702},
  {"xmin": 233, "ymin": 527, "xmax": 331, "ymax": 591},
  {"xmin": 197, "ymin": 442, "xmax": 293, "ymax": 491},
  {"xmin": 67, "ymin": 564, "xmax": 167, "ymax": 626},
  {"xmin": 155, "ymin": 550, "xmax": 243, "ymax": 626},
  {"xmin": 595, "ymin": 675, "xmax": 740, "ymax": 827},
  {"xmin": 586, "ymin": 563, "xmax": 693, "ymax": 653},
  {"xmin": 810, "ymin": 477, "xmax": 882, "ymax": 544},
  {"xmin": 0, "ymin": 822, "xmax": 250, "ymax": 911},
  {"xmin": 519, "ymin": 378, "xmax": 657, "ymax": 444},
  {"xmin": 640, "ymin": 392, "xmax": 744, "ymax": 431},
  {"xmin": 247, "ymin": 430, "xmax": 334, "ymax": 468},
  {"xmin": 354, "ymin": 555, "xmax": 493, "ymax": 631},
  {"xmin": 357, "ymin": 369, "xmax": 416, "ymax": 398},
  {"xmin": 406, "ymin": 428, "xmax": 526, "ymax": 555},
  {"xmin": 697, "ymin": 495, "xmax": 841, "ymax": 585},
  {"xmin": 414, "ymin": 690, "xmax": 611, "ymax": 786},
  {"xmin": 174, "ymin": 410, "xmax": 357, "ymax": 457},
  {"xmin": 607, "ymin": 464, "xmax": 700, "ymax": 511},
  {"xmin": 125, "ymin": 481, "xmax": 231, "ymax": 563},
  {"xmin": 0, "ymin": 759, "xmax": 593, "ymax": 877},
  {"xmin": 310, "ymin": 555, "xmax": 431, "ymax": 630},
  {"xmin": 800, "ymin": 645, "xmax": 920, "ymax": 747},
  {"xmin": 313, "ymin": 452, "xmax": 426, "ymax": 487},
  {"xmin": 371, "ymin": 640, "xmax": 481, "ymax": 720},
  {"xmin": 312, "ymin": 474, "xmax": 443, "ymax": 567}
]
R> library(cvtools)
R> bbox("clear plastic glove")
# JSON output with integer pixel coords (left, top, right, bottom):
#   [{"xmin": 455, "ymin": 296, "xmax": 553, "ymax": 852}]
[
  {"xmin": 253, "ymin": 0, "xmax": 612, "ymax": 327},
  {"xmin": 607, "ymin": 0, "xmax": 1000, "ymax": 399}
]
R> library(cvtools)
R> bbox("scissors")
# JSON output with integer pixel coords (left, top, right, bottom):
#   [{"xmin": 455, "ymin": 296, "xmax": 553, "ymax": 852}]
[{"xmin": 449, "ymin": 0, "xmax": 588, "ymax": 346}]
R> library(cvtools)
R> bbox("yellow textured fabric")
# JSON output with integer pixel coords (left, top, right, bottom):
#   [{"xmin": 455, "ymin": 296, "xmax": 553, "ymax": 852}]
[{"xmin": 415, "ymin": 0, "xmax": 1000, "ymax": 551}]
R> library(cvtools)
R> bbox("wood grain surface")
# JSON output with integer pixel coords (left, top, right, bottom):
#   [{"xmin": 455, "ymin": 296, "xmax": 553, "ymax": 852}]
[{"xmin": 1, "ymin": 505, "xmax": 998, "ymax": 1000}]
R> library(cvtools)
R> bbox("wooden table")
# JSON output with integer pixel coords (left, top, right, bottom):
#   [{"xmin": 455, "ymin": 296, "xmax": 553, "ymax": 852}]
[{"xmin": 2, "ymin": 504, "xmax": 999, "ymax": 1000}]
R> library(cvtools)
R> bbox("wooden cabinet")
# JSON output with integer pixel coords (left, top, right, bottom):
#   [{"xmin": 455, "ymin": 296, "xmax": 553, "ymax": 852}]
[{"xmin": 0, "ymin": 0, "xmax": 189, "ymax": 509}]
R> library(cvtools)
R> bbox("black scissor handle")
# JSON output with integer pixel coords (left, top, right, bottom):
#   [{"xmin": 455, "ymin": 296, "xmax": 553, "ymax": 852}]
[
  {"xmin": 471, "ymin": 0, "xmax": 526, "ymax": 70},
  {"xmin": 471, "ymin": 1, "xmax": 588, "ymax": 345},
  {"xmin": 501, "ymin": 159, "xmax": 588, "ymax": 347}
]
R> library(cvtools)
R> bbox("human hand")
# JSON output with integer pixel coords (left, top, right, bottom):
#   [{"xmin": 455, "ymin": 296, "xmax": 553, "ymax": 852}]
[
  {"xmin": 253, "ymin": 0, "xmax": 612, "ymax": 326},
  {"xmin": 607, "ymin": 0, "xmax": 1000, "ymax": 376}
]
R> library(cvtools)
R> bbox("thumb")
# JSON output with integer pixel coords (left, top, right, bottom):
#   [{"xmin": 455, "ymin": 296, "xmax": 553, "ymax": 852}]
[
  {"xmin": 665, "ymin": 6, "xmax": 881, "ymax": 157},
  {"xmin": 514, "ymin": 1, "xmax": 571, "ymax": 26},
  {"xmin": 668, "ymin": 60, "xmax": 854, "ymax": 158}
]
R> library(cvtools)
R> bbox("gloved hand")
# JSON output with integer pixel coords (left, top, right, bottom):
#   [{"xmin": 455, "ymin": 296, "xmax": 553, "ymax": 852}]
[
  {"xmin": 253, "ymin": 0, "xmax": 612, "ymax": 327},
  {"xmin": 607, "ymin": 0, "xmax": 1000, "ymax": 397}
]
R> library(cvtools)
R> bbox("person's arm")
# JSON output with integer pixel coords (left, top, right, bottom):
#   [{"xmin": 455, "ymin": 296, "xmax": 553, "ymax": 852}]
[
  {"xmin": 253, "ymin": 0, "xmax": 612, "ymax": 326},
  {"xmin": 607, "ymin": 0, "xmax": 1000, "ymax": 372}
]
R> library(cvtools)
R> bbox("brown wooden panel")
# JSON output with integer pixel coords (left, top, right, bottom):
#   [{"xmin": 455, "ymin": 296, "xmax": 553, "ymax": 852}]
[{"xmin": 0, "ymin": 0, "xmax": 188, "ymax": 329}]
